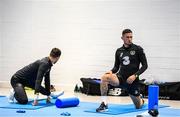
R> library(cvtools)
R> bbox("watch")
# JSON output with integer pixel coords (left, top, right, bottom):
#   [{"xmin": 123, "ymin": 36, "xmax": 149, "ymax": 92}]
[{"xmin": 135, "ymin": 74, "xmax": 139, "ymax": 79}]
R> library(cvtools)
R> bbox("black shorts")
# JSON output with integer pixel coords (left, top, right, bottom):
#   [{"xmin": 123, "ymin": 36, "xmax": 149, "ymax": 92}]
[{"xmin": 116, "ymin": 74, "xmax": 140, "ymax": 96}]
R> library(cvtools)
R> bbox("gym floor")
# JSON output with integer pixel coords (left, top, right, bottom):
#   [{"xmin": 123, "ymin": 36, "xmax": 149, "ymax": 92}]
[
  {"xmin": 1, "ymin": 87, "xmax": 180, "ymax": 108},
  {"xmin": 0, "ymin": 87, "xmax": 180, "ymax": 117},
  {"xmin": 0, "ymin": 87, "xmax": 179, "ymax": 108}
]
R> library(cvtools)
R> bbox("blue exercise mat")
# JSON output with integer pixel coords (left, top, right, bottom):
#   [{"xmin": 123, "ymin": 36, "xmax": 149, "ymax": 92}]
[
  {"xmin": 0, "ymin": 96, "xmax": 5, "ymax": 97},
  {"xmin": 85, "ymin": 102, "xmax": 169, "ymax": 115},
  {"xmin": 0, "ymin": 96, "xmax": 56, "ymax": 110},
  {"xmin": 0, "ymin": 100, "xmax": 171, "ymax": 116}
]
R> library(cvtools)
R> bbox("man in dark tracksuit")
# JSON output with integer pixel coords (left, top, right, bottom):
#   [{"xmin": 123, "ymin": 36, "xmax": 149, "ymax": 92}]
[
  {"xmin": 96, "ymin": 29, "xmax": 148, "ymax": 112},
  {"xmin": 9, "ymin": 48, "xmax": 61, "ymax": 106}
]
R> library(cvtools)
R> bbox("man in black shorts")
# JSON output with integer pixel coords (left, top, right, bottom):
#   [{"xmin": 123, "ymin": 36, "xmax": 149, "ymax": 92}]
[
  {"xmin": 96, "ymin": 29, "xmax": 148, "ymax": 112},
  {"xmin": 8, "ymin": 48, "xmax": 61, "ymax": 106}
]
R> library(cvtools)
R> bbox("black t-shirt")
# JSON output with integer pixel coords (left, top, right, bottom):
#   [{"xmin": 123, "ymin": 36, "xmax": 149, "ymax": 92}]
[
  {"xmin": 111, "ymin": 43, "xmax": 148, "ymax": 81},
  {"xmin": 13, "ymin": 57, "xmax": 53, "ymax": 94}
]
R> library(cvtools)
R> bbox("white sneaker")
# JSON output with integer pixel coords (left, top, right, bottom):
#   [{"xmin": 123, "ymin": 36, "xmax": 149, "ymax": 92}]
[
  {"xmin": 7, "ymin": 89, "xmax": 15, "ymax": 103},
  {"xmin": 50, "ymin": 91, "xmax": 64, "ymax": 99}
]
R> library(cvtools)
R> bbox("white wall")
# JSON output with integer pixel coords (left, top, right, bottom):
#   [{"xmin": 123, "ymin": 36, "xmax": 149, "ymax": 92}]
[
  {"xmin": 0, "ymin": 1, "xmax": 2, "ymax": 79},
  {"xmin": 0, "ymin": 0, "xmax": 180, "ymax": 88}
]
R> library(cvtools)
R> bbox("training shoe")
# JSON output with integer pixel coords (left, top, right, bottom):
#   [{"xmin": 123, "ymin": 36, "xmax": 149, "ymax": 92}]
[
  {"xmin": 7, "ymin": 89, "xmax": 15, "ymax": 103},
  {"xmin": 96, "ymin": 102, "xmax": 108, "ymax": 112}
]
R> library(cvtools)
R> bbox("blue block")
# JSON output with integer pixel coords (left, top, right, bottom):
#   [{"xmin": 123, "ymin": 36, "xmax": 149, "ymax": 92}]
[{"xmin": 148, "ymin": 85, "xmax": 159, "ymax": 110}]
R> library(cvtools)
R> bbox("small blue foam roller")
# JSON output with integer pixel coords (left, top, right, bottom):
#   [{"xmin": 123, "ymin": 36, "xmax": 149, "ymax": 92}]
[
  {"xmin": 60, "ymin": 112, "xmax": 71, "ymax": 116},
  {"xmin": 16, "ymin": 110, "xmax": 26, "ymax": 113}
]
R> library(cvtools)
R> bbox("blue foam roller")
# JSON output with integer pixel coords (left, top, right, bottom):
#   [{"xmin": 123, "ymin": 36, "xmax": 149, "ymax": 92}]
[
  {"xmin": 148, "ymin": 85, "xmax": 159, "ymax": 110},
  {"xmin": 55, "ymin": 97, "xmax": 79, "ymax": 108}
]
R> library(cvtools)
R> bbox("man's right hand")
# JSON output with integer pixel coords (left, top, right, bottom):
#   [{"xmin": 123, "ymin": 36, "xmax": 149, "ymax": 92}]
[{"xmin": 105, "ymin": 71, "xmax": 113, "ymax": 74}]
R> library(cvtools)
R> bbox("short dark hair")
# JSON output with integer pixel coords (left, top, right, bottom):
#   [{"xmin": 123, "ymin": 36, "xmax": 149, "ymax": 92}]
[
  {"xmin": 50, "ymin": 48, "xmax": 61, "ymax": 58},
  {"xmin": 122, "ymin": 29, "xmax": 132, "ymax": 35}
]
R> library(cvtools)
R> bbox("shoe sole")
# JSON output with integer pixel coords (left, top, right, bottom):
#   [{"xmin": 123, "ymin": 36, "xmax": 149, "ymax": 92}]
[{"xmin": 96, "ymin": 109, "xmax": 108, "ymax": 112}]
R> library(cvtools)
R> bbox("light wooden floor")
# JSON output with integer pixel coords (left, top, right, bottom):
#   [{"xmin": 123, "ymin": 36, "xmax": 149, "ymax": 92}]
[{"xmin": 0, "ymin": 88, "xmax": 180, "ymax": 109}]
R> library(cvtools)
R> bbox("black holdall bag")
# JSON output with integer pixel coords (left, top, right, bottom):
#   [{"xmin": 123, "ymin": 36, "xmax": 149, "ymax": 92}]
[
  {"xmin": 80, "ymin": 77, "xmax": 180, "ymax": 100},
  {"xmin": 80, "ymin": 78, "xmax": 101, "ymax": 95},
  {"xmin": 80, "ymin": 78, "xmax": 129, "ymax": 96},
  {"xmin": 138, "ymin": 80, "xmax": 180, "ymax": 100},
  {"xmin": 158, "ymin": 82, "xmax": 180, "ymax": 100}
]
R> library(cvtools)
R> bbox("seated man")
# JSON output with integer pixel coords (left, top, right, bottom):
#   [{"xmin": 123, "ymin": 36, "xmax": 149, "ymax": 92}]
[
  {"xmin": 96, "ymin": 29, "xmax": 148, "ymax": 112},
  {"xmin": 8, "ymin": 48, "xmax": 62, "ymax": 106}
]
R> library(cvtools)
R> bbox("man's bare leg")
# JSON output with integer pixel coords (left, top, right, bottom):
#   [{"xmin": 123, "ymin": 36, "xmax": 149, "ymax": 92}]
[
  {"xmin": 100, "ymin": 73, "xmax": 119, "ymax": 103},
  {"xmin": 129, "ymin": 94, "xmax": 144, "ymax": 109},
  {"xmin": 96, "ymin": 73, "xmax": 119, "ymax": 112}
]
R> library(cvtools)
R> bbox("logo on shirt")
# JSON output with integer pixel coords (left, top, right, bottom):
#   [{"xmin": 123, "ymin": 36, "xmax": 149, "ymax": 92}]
[
  {"xmin": 120, "ymin": 53, "xmax": 123, "ymax": 57},
  {"xmin": 130, "ymin": 50, "xmax": 135, "ymax": 55},
  {"xmin": 46, "ymin": 69, "xmax": 50, "ymax": 73},
  {"xmin": 122, "ymin": 56, "xmax": 130, "ymax": 65},
  {"xmin": 134, "ymin": 90, "xmax": 139, "ymax": 95}
]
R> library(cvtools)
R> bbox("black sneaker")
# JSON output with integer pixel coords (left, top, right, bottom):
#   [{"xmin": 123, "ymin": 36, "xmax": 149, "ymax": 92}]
[{"xmin": 96, "ymin": 102, "xmax": 108, "ymax": 112}]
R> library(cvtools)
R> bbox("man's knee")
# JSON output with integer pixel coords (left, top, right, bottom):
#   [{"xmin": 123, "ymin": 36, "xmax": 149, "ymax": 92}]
[
  {"xmin": 101, "ymin": 74, "xmax": 108, "ymax": 81},
  {"xmin": 15, "ymin": 93, "xmax": 28, "ymax": 104},
  {"xmin": 135, "ymin": 98, "xmax": 144, "ymax": 109},
  {"xmin": 18, "ymin": 99, "xmax": 28, "ymax": 104},
  {"xmin": 14, "ymin": 83, "xmax": 28, "ymax": 104},
  {"xmin": 101, "ymin": 74, "xmax": 112, "ymax": 80},
  {"xmin": 135, "ymin": 101, "xmax": 142, "ymax": 109},
  {"xmin": 101, "ymin": 74, "xmax": 119, "ymax": 86},
  {"xmin": 129, "ymin": 94, "xmax": 143, "ymax": 109}
]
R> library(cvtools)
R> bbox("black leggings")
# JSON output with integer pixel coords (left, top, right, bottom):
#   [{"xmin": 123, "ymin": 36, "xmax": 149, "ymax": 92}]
[{"xmin": 11, "ymin": 76, "xmax": 50, "ymax": 104}]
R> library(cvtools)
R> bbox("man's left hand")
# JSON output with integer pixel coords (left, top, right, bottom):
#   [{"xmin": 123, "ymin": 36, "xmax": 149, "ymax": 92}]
[
  {"xmin": 46, "ymin": 96, "xmax": 51, "ymax": 103},
  {"xmin": 32, "ymin": 100, "xmax": 38, "ymax": 106},
  {"xmin": 127, "ymin": 75, "xmax": 136, "ymax": 84}
]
